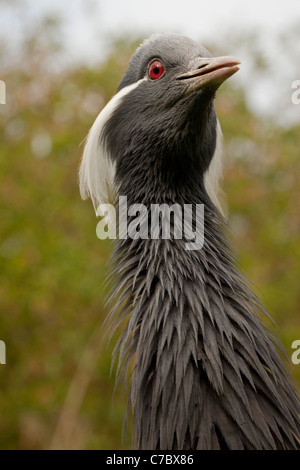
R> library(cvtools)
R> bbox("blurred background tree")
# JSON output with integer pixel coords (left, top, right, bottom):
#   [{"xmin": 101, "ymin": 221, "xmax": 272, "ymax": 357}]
[{"xmin": 0, "ymin": 1, "xmax": 299, "ymax": 450}]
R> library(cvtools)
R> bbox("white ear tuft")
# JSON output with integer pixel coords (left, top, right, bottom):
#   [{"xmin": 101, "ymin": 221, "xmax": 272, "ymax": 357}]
[
  {"xmin": 79, "ymin": 99, "xmax": 118, "ymax": 212},
  {"xmin": 79, "ymin": 82, "xmax": 144, "ymax": 213},
  {"xmin": 204, "ymin": 120, "xmax": 226, "ymax": 216},
  {"xmin": 79, "ymin": 116, "xmax": 116, "ymax": 212}
]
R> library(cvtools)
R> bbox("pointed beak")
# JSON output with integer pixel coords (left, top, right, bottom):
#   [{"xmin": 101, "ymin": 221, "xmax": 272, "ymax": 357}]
[{"xmin": 177, "ymin": 56, "xmax": 240, "ymax": 92}]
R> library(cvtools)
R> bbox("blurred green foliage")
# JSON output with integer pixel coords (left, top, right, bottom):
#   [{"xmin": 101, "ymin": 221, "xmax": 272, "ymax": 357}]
[{"xmin": 0, "ymin": 22, "xmax": 299, "ymax": 450}]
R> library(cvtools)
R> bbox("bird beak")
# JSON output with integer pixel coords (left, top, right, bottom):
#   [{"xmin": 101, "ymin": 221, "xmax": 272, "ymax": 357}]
[{"xmin": 177, "ymin": 56, "xmax": 240, "ymax": 92}]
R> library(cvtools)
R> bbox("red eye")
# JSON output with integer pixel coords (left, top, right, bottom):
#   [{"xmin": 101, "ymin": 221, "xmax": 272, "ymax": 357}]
[{"xmin": 148, "ymin": 60, "xmax": 165, "ymax": 80}]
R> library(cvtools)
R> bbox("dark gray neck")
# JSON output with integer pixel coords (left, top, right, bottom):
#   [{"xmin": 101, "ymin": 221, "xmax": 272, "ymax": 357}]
[{"xmin": 105, "ymin": 182, "xmax": 300, "ymax": 450}]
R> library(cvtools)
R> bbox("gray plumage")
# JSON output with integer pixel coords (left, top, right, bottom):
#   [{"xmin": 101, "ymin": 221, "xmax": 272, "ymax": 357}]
[{"xmin": 80, "ymin": 33, "xmax": 300, "ymax": 450}]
